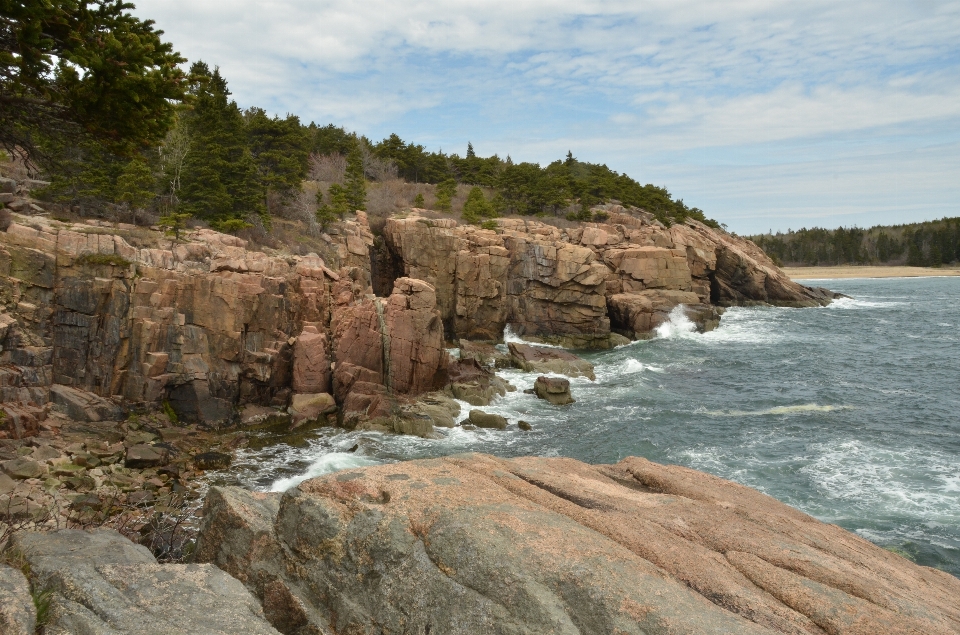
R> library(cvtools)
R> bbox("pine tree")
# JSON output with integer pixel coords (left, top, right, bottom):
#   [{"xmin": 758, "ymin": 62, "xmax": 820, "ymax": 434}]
[
  {"xmin": 343, "ymin": 143, "xmax": 366, "ymax": 212},
  {"xmin": 413, "ymin": 193, "xmax": 425, "ymax": 208},
  {"xmin": 246, "ymin": 108, "xmax": 309, "ymax": 201},
  {"xmin": 115, "ymin": 157, "xmax": 156, "ymax": 224},
  {"xmin": 326, "ymin": 183, "xmax": 350, "ymax": 219},
  {"xmin": 462, "ymin": 186, "xmax": 492, "ymax": 223},
  {"xmin": 435, "ymin": 178, "xmax": 456, "ymax": 212},
  {"xmin": 178, "ymin": 63, "xmax": 264, "ymax": 222}
]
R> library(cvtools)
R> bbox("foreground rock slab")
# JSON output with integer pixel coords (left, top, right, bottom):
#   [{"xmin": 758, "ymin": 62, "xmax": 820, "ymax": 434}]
[
  {"xmin": 508, "ymin": 342, "xmax": 596, "ymax": 379},
  {"xmin": 196, "ymin": 454, "xmax": 960, "ymax": 635},
  {"xmin": 10, "ymin": 528, "xmax": 281, "ymax": 635},
  {"xmin": 0, "ymin": 565, "xmax": 35, "ymax": 635}
]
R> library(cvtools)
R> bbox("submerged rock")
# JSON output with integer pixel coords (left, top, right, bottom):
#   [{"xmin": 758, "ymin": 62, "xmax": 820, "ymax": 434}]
[
  {"xmin": 533, "ymin": 375, "xmax": 575, "ymax": 405},
  {"xmin": 197, "ymin": 454, "xmax": 960, "ymax": 635}
]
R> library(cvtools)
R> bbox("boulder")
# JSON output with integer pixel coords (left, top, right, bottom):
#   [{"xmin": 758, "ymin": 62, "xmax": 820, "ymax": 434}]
[
  {"xmin": 533, "ymin": 375, "xmax": 575, "ymax": 405},
  {"xmin": 508, "ymin": 342, "xmax": 596, "ymax": 380},
  {"xmin": 0, "ymin": 565, "xmax": 35, "ymax": 635},
  {"xmin": 10, "ymin": 529, "xmax": 281, "ymax": 635},
  {"xmin": 193, "ymin": 451, "xmax": 232, "ymax": 471},
  {"xmin": 0, "ymin": 177, "xmax": 16, "ymax": 193},
  {"xmin": 1, "ymin": 457, "xmax": 43, "ymax": 479},
  {"xmin": 406, "ymin": 393, "xmax": 461, "ymax": 428},
  {"xmin": 288, "ymin": 392, "xmax": 337, "ymax": 428},
  {"xmin": 518, "ymin": 420, "xmax": 532, "ymax": 430},
  {"xmin": 467, "ymin": 409, "xmax": 507, "ymax": 429},
  {"xmin": 196, "ymin": 455, "xmax": 960, "ymax": 635},
  {"xmin": 444, "ymin": 357, "xmax": 511, "ymax": 406},
  {"xmin": 50, "ymin": 384, "xmax": 125, "ymax": 422},
  {"xmin": 124, "ymin": 444, "xmax": 168, "ymax": 469},
  {"xmin": 458, "ymin": 339, "xmax": 511, "ymax": 368}
]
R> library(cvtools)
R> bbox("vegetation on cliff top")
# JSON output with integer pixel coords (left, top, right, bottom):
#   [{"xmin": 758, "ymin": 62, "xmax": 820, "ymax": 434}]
[
  {"xmin": 1, "ymin": 1, "xmax": 718, "ymax": 233},
  {"xmin": 750, "ymin": 217, "xmax": 960, "ymax": 267}
]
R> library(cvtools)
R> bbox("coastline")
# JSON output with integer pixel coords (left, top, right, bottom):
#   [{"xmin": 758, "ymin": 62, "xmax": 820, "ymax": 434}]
[{"xmin": 784, "ymin": 265, "xmax": 960, "ymax": 280}]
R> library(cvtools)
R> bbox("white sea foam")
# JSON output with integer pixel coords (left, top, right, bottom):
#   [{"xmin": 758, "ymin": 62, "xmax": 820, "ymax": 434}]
[
  {"xmin": 269, "ymin": 453, "xmax": 380, "ymax": 492},
  {"xmin": 802, "ymin": 440, "xmax": 960, "ymax": 520},
  {"xmin": 826, "ymin": 297, "xmax": 907, "ymax": 310},
  {"xmin": 705, "ymin": 404, "xmax": 849, "ymax": 417},
  {"xmin": 502, "ymin": 324, "xmax": 562, "ymax": 348},
  {"xmin": 654, "ymin": 306, "xmax": 698, "ymax": 339}
]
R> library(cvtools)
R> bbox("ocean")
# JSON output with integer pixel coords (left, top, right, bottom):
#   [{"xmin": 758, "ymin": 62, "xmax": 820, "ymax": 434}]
[{"xmin": 223, "ymin": 276, "xmax": 960, "ymax": 577}]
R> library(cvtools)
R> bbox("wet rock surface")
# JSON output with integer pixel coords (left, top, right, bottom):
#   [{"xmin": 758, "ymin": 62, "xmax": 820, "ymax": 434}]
[
  {"xmin": 196, "ymin": 453, "xmax": 960, "ymax": 635},
  {"xmin": 533, "ymin": 375, "xmax": 575, "ymax": 405},
  {"xmin": 508, "ymin": 342, "xmax": 596, "ymax": 379}
]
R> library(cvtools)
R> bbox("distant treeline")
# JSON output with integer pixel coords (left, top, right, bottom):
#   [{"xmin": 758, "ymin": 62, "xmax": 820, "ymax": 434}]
[{"xmin": 750, "ymin": 218, "xmax": 960, "ymax": 267}]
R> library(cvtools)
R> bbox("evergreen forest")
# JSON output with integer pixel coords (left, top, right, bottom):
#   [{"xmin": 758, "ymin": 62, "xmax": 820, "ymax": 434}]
[
  {"xmin": 0, "ymin": 1, "xmax": 717, "ymax": 234},
  {"xmin": 750, "ymin": 219, "xmax": 960, "ymax": 267}
]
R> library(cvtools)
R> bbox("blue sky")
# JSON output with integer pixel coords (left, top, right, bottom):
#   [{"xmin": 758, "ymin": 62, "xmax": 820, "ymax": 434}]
[{"xmin": 135, "ymin": 0, "xmax": 960, "ymax": 234}]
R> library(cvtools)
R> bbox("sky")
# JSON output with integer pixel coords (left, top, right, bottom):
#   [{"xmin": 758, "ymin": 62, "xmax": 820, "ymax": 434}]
[{"xmin": 134, "ymin": 0, "xmax": 960, "ymax": 234}]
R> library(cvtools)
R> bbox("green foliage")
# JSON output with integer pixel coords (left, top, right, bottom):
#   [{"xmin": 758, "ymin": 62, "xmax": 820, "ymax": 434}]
[
  {"xmin": 480, "ymin": 219, "xmax": 498, "ymax": 231},
  {"xmin": 246, "ymin": 108, "xmax": 309, "ymax": 197},
  {"xmin": 324, "ymin": 183, "xmax": 350, "ymax": 219},
  {"xmin": 76, "ymin": 252, "xmax": 131, "ymax": 267},
  {"xmin": 462, "ymin": 186, "xmax": 495, "ymax": 223},
  {"xmin": 309, "ymin": 123, "xmax": 355, "ymax": 156},
  {"xmin": 750, "ymin": 217, "xmax": 960, "ymax": 267},
  {"xmin": 178, "ymin": 63, "xmax": 264, "ymax": 222},
  {"xmin": 343, "ymin": 143, "xmax": 366, "ymax": 212},
  {"xmin": 435, "ymin": 178, "xmax": 456, "ymax": 212},
  {"xmin": 161, "ymin": 398, "xmax": 179, "ymax": 424},
  {"xmin": 157, "ymin": 212, "xmax": 191, "ymax": 241},
  {"xmin": 115, "ymin": 156, "xmax": 156, "ymax": 213},
  {"xmin": 413, "ymin": 192, "xmax": 425, "ymax": 208},
  {"xmin": 210, "ymin": 217, "xmax": 252, "ymax": 234},
  {"xmin": 1, "ymin": 0, "xmax": 187, "ymax": 160},
  {"xmin": 32, "ymin": 586, "xmax": 54, "ymax": 627}
]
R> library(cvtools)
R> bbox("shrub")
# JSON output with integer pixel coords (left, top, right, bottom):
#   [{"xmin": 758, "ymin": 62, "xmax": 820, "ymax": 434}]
[{"xmin": 76, "ymin": 253, "xmax": 132, "ymax": 267}]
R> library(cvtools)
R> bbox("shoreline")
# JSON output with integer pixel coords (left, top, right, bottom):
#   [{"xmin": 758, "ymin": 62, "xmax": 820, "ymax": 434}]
[{"xmin": 784, "ymin": 265, "xmax": 960, "ymax": 280}]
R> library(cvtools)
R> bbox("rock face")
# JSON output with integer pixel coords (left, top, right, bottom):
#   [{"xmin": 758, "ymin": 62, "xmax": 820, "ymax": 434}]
[
  {"xmin": 1, "ymin": 204, "xmax": 835, "ymax": 440},
  {"xmin": 196, "ymin": 454, "xmax": 960, "ymax": 635},
  {"xmin": 383, "ymin": 209, "xmax": 836, "ymax": 349},
  {"xmin": 332, "ymin": 277, "xmax": 445, "ymax": 425},
  {"xmin": 10, "ymin": 528, "xmax": 282, "ymax": 635}
]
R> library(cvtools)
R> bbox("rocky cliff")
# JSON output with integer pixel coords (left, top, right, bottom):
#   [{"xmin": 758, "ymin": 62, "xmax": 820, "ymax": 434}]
[
  {"xmin": 194, "ymin": 453, "xmax": 960, "ymax": 635},
  {"xmin": 1, "ymin": 203, "xmax": 835, "ymax": 436}
]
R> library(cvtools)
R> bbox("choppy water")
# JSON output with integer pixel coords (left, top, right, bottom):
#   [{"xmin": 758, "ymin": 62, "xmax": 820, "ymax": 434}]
[{"xmin": 223, "ymin": 277, "xmax": 960, "ymax": 577}]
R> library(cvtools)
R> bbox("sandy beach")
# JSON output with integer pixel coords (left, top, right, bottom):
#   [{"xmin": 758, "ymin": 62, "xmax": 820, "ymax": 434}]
[{"xmin": 784, "ymin": 265, "xmax": 960, "ymax": 280}]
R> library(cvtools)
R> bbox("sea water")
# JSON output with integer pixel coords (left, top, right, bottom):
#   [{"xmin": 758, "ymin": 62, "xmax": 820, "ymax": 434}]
[{"xmin": 223, "ymin": 277, "xmax": 960, "ymax": 577}]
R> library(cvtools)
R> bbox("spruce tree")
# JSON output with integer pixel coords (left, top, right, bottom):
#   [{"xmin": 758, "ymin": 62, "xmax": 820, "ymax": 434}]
[
  {"xmin": 178, "ymin": 63, "xmax": 264, "ymax": 222},
  {"xmin": 413, "ymin": 193, "xmax": 425, "ymax": 208},
  {"xmin": 343, "ymin": 143, "xmax": 366, "ymax": 212},
  {"xmin": 462, "ymin": 186, "xmax": 492, "ymax": 223},
  {"xmin": 115, "ymin": 157, "xmax": 156, "ymax": 224},
  {"xmin": 435, "ymin": 178, "xmax": 456, "ymax": 212}
]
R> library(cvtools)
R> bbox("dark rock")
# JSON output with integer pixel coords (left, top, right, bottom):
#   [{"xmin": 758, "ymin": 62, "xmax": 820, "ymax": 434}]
[
  {"xmin": 167, "ymin": 380, "xmax": 233, "ymax": 427},
  {"xmin": 518, "ymin": 420, "xmax": 532, "ymax": 430},
  {"xmin": 124, "ymin": 444, "xmax": 169, "ymax": 469},
  {"xmin": 0, "ymin": 177, "xmax": 16, "ymax": 193},
  {"xmin": 0, "ymin": 564, "xmax": 35, "ymax": 635},
  {"xmin": 445, "ymin": 358, "xmax": 511, "ymax": 406},
  {"xmin": 193, "ymin": 451, "xmax": 232, "ymax": 471},
  {"xmin": 467, "ymin": 409, "xmax": 507, "ymax": 429},
  {"xmin": 533, "ymin": 375, "xmax": 575, "ymax": 405}
]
